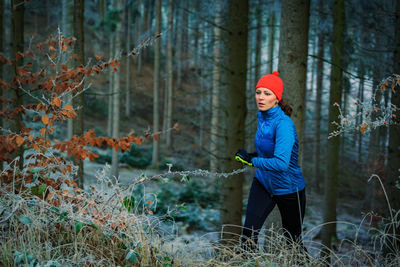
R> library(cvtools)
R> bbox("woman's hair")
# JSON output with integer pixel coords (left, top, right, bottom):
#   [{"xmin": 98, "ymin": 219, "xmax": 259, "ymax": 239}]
[{"xmin": 278, "ymin": 98, "xmax": 293, "ymax": 117}]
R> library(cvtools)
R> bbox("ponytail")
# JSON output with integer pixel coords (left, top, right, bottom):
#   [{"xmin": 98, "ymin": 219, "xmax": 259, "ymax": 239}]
[{"xmin": 278, "ymin": 98, "xmax": 293, "ymax": 117}]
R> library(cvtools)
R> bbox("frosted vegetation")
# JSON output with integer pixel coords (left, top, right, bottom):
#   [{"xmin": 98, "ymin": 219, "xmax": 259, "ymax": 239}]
[{"xmin": 1, "ymin": 160, "xmax": 400, "ymax": 266}]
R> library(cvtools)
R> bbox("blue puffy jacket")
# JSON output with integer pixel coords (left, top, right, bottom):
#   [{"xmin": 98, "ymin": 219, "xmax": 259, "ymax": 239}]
[{"xmin": 251, "ymin": 105, "xmax": 305, "ymax": 196}]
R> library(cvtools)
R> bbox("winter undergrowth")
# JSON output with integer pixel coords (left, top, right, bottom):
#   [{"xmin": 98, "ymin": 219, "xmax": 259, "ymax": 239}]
[{"xmin": 1, "ymin": 164, "xmax": 400, "ymax": 266}]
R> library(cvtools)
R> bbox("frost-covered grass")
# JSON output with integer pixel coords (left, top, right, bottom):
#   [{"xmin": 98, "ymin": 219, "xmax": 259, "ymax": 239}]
[{"xmin": 1, "ymin": 165, "xmax": 400, "ymax": 266}]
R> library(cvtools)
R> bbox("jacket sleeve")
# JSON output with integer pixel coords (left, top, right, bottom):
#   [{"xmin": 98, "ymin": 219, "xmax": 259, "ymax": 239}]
[{"xmin": 251, "ymin": 119, "xmax": 295, "ymax": 172}]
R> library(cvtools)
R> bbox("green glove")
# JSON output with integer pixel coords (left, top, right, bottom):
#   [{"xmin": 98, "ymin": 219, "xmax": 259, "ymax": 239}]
[{"xmin": 235, "ymin": 149, "xmax": 256, "ymax": 166}]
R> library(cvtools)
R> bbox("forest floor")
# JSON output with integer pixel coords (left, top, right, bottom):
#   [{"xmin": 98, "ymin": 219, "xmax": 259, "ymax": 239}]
[{"xmin": 82, "ymin": 159, "xmax": 382, "ymax": 260}]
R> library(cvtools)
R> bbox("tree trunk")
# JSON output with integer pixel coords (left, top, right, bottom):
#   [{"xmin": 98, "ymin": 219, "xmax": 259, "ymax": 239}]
[
  {"xmin": 98, "ymin": 0, "xmax": 106, "ymax": 19},
  {"xmin": 137, "ymin": 0, "xmax": 143, "ymax": 75},
  {"xmin": 313, "ymin": 6, "xmax": 324, "ymax": 192},
  {"xmin": 11, "ymin": 0, "xmax": 24, "ymax": 170},
  {"xmin": 125, "ymin": 5, "xmax": 131, "ymax": 117},
  {"xmin": 0, "ymin": 0, "xmax": 3, "ymax": 170},
  {"xmin": 357, "ymin": 70, "xmax": 365, "ymax": 164},
  {"xmin": 73, "ymin": 0, "xmax": 85, "ymax": 188},
  {"xmin": 277, "ymin": 0, "xmax": 310, "ymax": 167},
  {"xmin": 267, "ymin": 6, "xmax": 275, "ymax": 74},
  {"xmin": 321, "ymin": 0, "xmax": 345, "ymax": 260},
  {"xmin": 181, "ymin": 0, "xmax": 188, "ymax": 63},
  {"xmin": 363, "ymin": 77, "xmax": 380, "ymax": 211},
  {"xmin": 198, "ymin": 20, "xmax": 205, "ymax": 151},
  {"xmin": 152, "ymin": 0, "xmax": 161, "ymax": 168},
  {"xmin": 176, "ymin": 2, "xmax": 183, "ymax": 92},
  {"xmin": 386, "ymin": 0, "xmax": 400, "ymax": 253},
  {"xmin": 246, "ymin": 1, "xmax": 262, "ymax": 152},
  {"xmin": 111, "ymin": 0, "xmax": 122, "ymax": 179},
  {"xmin": 210, "ymin": 1, "xmax": 221, "ymax": 173},
  {"xmin": 165, "ymin": 0, "xmax": 174, "ymax": 148},
  {"xmin": 340, "ymin": 70, "xmax": 350, "ymax": 167},
  {"xmin": 107, "ymin": 39, "xmax": 114, "ymax": 137},
  {"xmin": 220, "ymin": 0, "xmax": 248, "ymax": 245},
  {"xmin": 62, "ymin": 0, "xmax": 74, "ymax": 140}
]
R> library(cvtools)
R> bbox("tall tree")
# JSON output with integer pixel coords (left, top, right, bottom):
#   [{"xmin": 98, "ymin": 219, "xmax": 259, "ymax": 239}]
[
  {"xmin": 0, "ymin": 0, "xmax": 3, "ymax": 170},
  {"xmin": 11, "ymin": 0, "xmax": 24, "ymax": 170},
  {"xmin": 387, "ymin": 0, "xmax": 400, "ymax": 251},
  {"xmin": 321, "ymin": 0, "xmax": 345, "ymax": 259},
  {"xmin": 210, "ymin": 1, "xmax": 221, "ymax": 173},
  {"xmin": 175, "ymin": 1, "xmax": 183, "ymax": 92},
  {"xmin": 356, "ymin": 71, "xmax": 365, "ymax": 163},
  {"xmin": 267, "ymin": 2, "xmax": 275, "ymax": 74},
  {"xmin": 253, "ymin": 2, "xmax": 262, "ymax": 84},
  {"xmin": 152, "ymin": 0, "xmax": 161, "ymax": 168},
  {"xmin": 125, "ymin": 4, "xmax": 131, "ymax": 117},
  {"xmin": 62, "ymin": 0, "xmax": 74, "ymax": 140},
  {"xmin": 277, "ymin": 0, "xmax": 310, "ymax": 166},
  {"xmin": 107, "ymin": 40, "xmax": 114, "ymax": 137},
  {"xmin": 136, "ymin": 0, "xmax": 143, "ymax": 76},
  {"xmin": 73, "ymin": 0, "xmax": 85, "ymax": 188},
  {"xmin": 165, "ymin": 0, "xmax": 174, "ymax": 148},
  {"xmin": 111, "ymin": 0, "xmax": 123, "ymax": 179},
  {"xmin": 246, "ymin": 1, "xmax": 262, "ymax": 152},
  {"xmin": 313, "ymin": 0, "xmax": 325, "ymax": 192},
  {"xmin": 363, "ymin": 77, "xmax": 381, "ymax": 211},
  {"xmin": 220, "ymin": 0, "xmax": 248, "ymax": 244}
]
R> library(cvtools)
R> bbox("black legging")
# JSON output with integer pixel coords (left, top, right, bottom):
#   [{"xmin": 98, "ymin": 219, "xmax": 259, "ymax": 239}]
[{"xmin": 242, "ymin": 177, "xmax": 306, "ymax": 248}]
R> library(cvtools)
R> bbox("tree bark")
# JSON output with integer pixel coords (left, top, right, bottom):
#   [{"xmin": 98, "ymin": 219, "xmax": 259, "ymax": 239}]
[
  {"xmin": 137, "ymin": 0, "xmax": 143, "ymax": 75},
  {"xmin": 165, "ymin": 0, "xmax": 174, "ymax": 148},
  {"xmin": 246, "ymin": 1, "xmax": 262, "ymax": 152},
  {"xmin": 111, "ymin": 0, "xmax": 122, "ymax": 179},
  {"xmin": 277, "ymin": 0, "xmax": 310, "ymax": 167},
  {"xmin": 11, "ymin": 0, "xmax": 24, "ymax": 170},
  {"xmin": 357, "ymin": 68, "xmax": 365, "ymax": 164},
  {"xmin": 267, "ymin": 5, "xmax": 275, "ymax": 74},
  {"xmin": 210, "ymin": 2, "xmax": 221, "ymax": 173},
  {"xmin": 98, "ymin": 0, "xmax": 106, "ymax": 19},
  {"xmin": 220, "ymin": 0, "xmax": 248, "ymax": 245},
  {"xmin": 73, "ymin": 0, "xmax": 85, "ymax": 188},
  {"xmin": 107, "ymin": 39, "xmax": 114, "ymax": 137},
  {"xmin": 321, "ymin": 0, "xmax": 345, "ymax": 260},
  {"xmin": 313, "ymin": 0, "xmax": 324, "ymax": 192},
  {"xmin": 62, "ymin": 0, "xmax": 74, "ymax": 140},
  {"xmin": 152, "ymin": 0, "xmax": 161, "ymax": 168},
  {"xmin": 125, "ymin": 5, "xmax": 131, "ymax": 117},
  {"xmin": 176, "ymin": 1, "xmax": 183, "ymax": 92},
  {"xmin": 363, "ymin": 77, "xmax": 380, "ymax": 211},
  {"xmin": 0, "ymin": 0, "xmax": 3, "ymax": 170},
  {"xmin": 199, "ymin": 19, "xmax": 205, "ymax": 151}
]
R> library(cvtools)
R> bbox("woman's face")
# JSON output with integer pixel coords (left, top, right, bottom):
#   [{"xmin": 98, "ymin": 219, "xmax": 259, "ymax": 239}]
[{"xmin": 255, "ymin": 87, "xmax": 278, "ymax": 111}]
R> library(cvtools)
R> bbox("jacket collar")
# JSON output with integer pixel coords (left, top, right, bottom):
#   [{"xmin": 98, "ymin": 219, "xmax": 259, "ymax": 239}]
[{"xmin": 257, "ymin": 105, "xmax": 282, "ymax": 121}]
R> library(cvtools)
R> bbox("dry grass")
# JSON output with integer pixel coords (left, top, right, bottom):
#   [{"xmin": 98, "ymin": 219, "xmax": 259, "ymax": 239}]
[{"xmin": 1, "ymin": 166, "xmax": 400, "ymax": 266}]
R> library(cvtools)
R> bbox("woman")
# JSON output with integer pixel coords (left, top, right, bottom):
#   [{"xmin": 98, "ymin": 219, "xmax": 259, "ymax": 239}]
[{"xmin": 235, "ymin": 71, "xmax": 306, "ymax": 250}]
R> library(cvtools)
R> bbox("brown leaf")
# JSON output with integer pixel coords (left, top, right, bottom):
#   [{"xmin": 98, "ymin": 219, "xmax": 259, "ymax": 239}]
[
  {"xmin": 64, "ymin": 105, "xmax": 73, "ymax": 111},
  {"xmin": 41, "ymin": 115, "xmax": 49, "ymax": 125},
  {"xmin": 16, "ymin": 136, "xmax": 24, "ymax": 146},
  {"xmin": 54, "ymin": 97, "xmax": 61, "ymax": 107},
  {"xmin": 40, "ymin": 128, "xmax": 46, "ymax": 136}
]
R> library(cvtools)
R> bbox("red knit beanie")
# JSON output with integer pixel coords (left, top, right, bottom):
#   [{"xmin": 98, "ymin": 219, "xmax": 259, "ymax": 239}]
[{"xmin": 255, "ymin": 71, "xmax": 283, "ymax": 101}]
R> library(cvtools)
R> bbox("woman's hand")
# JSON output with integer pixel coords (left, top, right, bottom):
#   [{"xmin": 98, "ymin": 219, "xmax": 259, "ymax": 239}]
[{"xmin": 235, "ymin": 149, "xmax": 256, "ymax": 166}]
